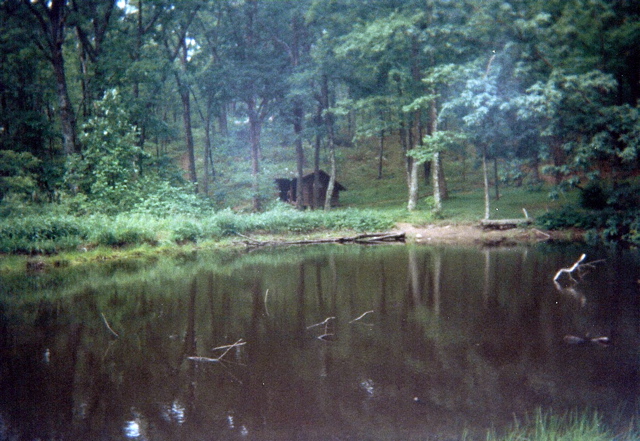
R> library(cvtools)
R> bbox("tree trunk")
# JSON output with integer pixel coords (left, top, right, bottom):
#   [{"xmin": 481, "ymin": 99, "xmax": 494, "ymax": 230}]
[
  {"xmin": 406, "ymin": 35, "xmax": 422, "ymax": 212},
  {"xmin": 27, "ymin": 0, "xmax": 80, "ymax": 157},
  {"xmin": 483, "ymin": 145, "xmax": 490, "ymax": 220},
  {"xmin": 248, "ymin": 101, "xmax": 262, "ymax": 211},
  {"xmin": 377, "ymin": 129, "xmax": 385, "ymax": 179},
  {"xmin": 493, "ymin": 157, "xmax": 500, "ymax": 200},
  {"xmin": 322, "ymin": 74, "xmax": 336, "ymax": 211},
  {"xmin": 291, "ymin": 14, "xmax": 305, "ymax": 209},
  {"xmin": 294, "ymin": 99, "xmax": 305, "ymax": 209},
  {"xmin": 432, "ymin": 152, "xmax": 441, "ymax": 212},
  {"xmin": 52, "ymin": 47, "xmax": 79, "ymax": 157},
  {"xmin": 178, "ymin": 41, "xmax": 197, "ymax": 191},
  {"xmin": 407, "ymin": 157, "xmax": 419, "ymax": 211},
  {"xmin": 429, "ymin": 96, "xmax": 442, "ymax": 212},
  {"xmin": 313, "ymin": 106, "xmax": 322, "ymax": 209},
  {"xmin": 202, "ymin": 108, "xmax": 214, "ymax": 196}
]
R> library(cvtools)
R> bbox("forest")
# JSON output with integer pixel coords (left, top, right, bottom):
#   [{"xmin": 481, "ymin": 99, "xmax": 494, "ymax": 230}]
[{"xmin": 2, "ymin": 0, "xmax": 640, "ymax": 251}]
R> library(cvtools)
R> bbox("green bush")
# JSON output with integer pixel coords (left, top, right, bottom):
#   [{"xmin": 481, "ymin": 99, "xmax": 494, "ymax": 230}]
[
  {"xmin": 171, "ymin": 222, "xmax": 204, "ymax": 243},
  {"xmin": 0, "ymin": 215, "xmax": 88, "ymax": 253}
]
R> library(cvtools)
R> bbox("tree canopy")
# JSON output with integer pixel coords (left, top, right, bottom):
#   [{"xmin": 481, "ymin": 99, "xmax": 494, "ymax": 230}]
[{"xmin": 1, "ymin": 0, "xmax": 639, "ymax": 216}]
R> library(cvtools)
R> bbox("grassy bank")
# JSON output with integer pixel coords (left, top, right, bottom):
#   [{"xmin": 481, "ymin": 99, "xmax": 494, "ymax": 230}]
[
  {"xmin": 0, "ymin": 183, "xmax": 577, "ymax": 271},
  {"xmin": 0, "ymin": 204, "xmax": 399, "ymax": 259},
  {"xmin": 482, "ymin": 408, "xmax": 639, "ymax": 441}
]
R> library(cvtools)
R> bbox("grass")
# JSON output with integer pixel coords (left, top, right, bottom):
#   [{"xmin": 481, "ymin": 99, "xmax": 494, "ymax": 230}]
[{"xmin": 483, "ymin": 408, "xmax": 639, "ymax": 441}]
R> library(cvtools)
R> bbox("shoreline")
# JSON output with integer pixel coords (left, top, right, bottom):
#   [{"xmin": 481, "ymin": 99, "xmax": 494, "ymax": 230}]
[{"xmin": 3, "ymin": 224, "xmax": 582, "ymax": 273}]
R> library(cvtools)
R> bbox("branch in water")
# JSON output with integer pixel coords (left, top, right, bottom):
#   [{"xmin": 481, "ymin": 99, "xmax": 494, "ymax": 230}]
[
  {"xmin": 101, "ymin": 313, "xmax": 119, "ymax": 338},
  {"xmin": 349, "ymin": 310, "xmax": 374, "ymax": 324},
  {"xmin": 306, "ymin": 316, "xmax": 336, "ymax": 330}
]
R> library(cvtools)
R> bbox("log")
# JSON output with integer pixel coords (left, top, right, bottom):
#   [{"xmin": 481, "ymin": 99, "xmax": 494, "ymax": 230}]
[
  {"xmin": 480, "ymin": 218, "xmax": 533, "ymax": 230},
  {"xmin": 238, "ymin": 232, "xmax": 406, "ymax": 248}
]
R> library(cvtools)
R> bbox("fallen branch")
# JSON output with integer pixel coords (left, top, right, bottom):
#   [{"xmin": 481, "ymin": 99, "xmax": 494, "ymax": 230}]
[
  {"xmin": 101, "ymin": 313, "xmax": 119, "ymax": 338},
  {"xmin": 553, "ymin": 254, "xmax": 587, "ymax": 282},
  {"xmin": 307, "ymin": 317, "xmax": 336, "ymax": 330},
  {"xmin": 264, "ymin": 289, "xmax": 270, "ymax": 317},
  {"xmin": 349, "ymin": 310, "xmax": 374, "ymax": 324},
  {"xmin": 238, "ymin": 232, "xmax": 406, "ymax": 248},
  {"xmin": 189, "ymin": 339, "xmax": 246, "ymax": 364}
]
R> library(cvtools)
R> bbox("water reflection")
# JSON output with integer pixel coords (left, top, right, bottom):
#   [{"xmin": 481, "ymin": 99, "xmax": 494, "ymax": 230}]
[{"xmin": 0, "ymin": 245, "xmax": 638, "ymax": 440}]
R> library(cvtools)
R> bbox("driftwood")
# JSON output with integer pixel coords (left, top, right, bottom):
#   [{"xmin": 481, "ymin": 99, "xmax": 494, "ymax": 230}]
[{"xmin": 238, "ymin": 232, "xmax": 405, "ymax": 248}]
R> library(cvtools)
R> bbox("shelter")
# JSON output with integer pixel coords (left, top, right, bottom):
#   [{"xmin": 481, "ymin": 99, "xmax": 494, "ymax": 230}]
[{"xmin": 275, "ymin": 170, "xmax": 346, "ymax": 208}]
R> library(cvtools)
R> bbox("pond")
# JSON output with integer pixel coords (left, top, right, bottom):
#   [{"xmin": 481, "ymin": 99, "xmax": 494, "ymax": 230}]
[{"xmin": 0, "ymin": 243, "xmax": 638, "ymax": 440}]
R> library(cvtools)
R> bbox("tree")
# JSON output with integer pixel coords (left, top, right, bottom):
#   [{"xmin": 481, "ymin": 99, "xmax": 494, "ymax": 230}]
[
  {"xmin": 22, "ymin": 0, "xmax": 79, "ymax": 157},
  {"xmin": 64, "ymin": 89, "xmax": 145, "ymax": 212},
  {"xmin": 218, "ymin": 0, "xmax": 290, "ymax": 211}
]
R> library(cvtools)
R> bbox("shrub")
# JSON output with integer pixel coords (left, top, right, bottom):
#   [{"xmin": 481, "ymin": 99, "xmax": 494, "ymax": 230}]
[
  {"xmin": 171, "ymin": 222, "xmax": 203, "ymax": 243},
  {"xmin": 0, "ymin": 215, "xmax": 87, "ymax": 253}
]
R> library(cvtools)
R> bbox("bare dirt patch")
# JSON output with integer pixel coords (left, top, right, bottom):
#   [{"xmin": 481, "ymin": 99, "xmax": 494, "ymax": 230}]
[{"xmin": 396, "ymin": 222, "xmax": 579, "ymax": 246}]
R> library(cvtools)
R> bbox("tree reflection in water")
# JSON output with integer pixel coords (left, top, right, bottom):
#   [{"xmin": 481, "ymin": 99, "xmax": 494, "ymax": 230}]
[{"xmin": 0, "ymin": 245, "xmax": 638, "ymax": 440}]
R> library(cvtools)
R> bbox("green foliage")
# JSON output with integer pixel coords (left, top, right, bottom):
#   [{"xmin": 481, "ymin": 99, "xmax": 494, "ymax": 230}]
[
  {"xmin": 65, "ymin": 89, "xmax": 146, "ymax": 213},
  {"xmin": 0, "ymin": 150, "xmax": 41, "ymax": 201},
  {"xmin": 486, "ymin": 408, "xmax": 614, "ymax": 441},
  {"xmin": 579, "ymin": 182, "xmax": 608, "ymax": 210},
  {"xmin": 539, "ymin": 181, "xmax": 640, "ymax": 246},
  {"xmin": 0, "ymin": 215, "xmax": 87, "ymax": 254}
]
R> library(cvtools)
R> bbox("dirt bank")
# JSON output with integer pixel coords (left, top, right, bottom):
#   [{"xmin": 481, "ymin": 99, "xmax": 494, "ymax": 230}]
[{"xmin": 396, "ymin": 222, "xmax": 582, "ymax": 246}]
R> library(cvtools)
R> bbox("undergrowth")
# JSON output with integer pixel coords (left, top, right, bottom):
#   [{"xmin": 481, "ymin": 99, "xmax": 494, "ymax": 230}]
[{"xmin": 0, "ymin": 204, "xmax": 398, "ymax": 254}]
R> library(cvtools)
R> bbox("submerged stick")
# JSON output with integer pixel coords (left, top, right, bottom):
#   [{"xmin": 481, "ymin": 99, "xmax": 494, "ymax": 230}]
[
  {"xmin": 553, "ymin": 254, "xmax": 587, "ymax": 282},
  {"xmin": 264, "ymin": 289, "xmax": 270, "ymax": 317},
  {"xmin": 190, "ymin": 339, "xmax": 246, "ymax": 364},
  {"xmin": 306, "ymin": 316, "xmax": 336, "ymax": 330},
  {"xmin": 101, "ymin": 313, "xmax": 119, "ymax": 338},
  {"xmin": 349, "ymin": 310, "xmax": 374, "ymax": 324}
]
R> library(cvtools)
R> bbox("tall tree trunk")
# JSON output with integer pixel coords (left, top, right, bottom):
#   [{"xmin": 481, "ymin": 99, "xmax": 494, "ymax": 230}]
[
  {"xmin": 313, "ymin": 106, "xmax": 322, "ymax": 209},
  {"xmin": 248, "ymin": 101, "xmax": 262, "ymax": 211},
  {"xmin": 429, "ymin": 96, "xmax": 442, "ymax": 212},
  {"xmin": 482, "ymin": 145, "xmax": 490, "ymax": 220},
  {"xmin": 493, "ymin": 157, "xmax": 500, "ymax": 200},
  {"xmin": 294, "ymin": 100, "xmax": 305, "ymax": 209},
  {"xmin": 177, "ymin": 41, "xmax": 197, "ymax": 191},
  {"xmin": 26, "ymin": 0, "xmax": 79, "ymax": 157},
  {"xmin": 52, "ymin": 47, "xmax": 79, "ymax": 157},
  {"xmin": 290, "ymin": 13, "xmax": 305, "ymax": 209},
  {"xmin": 377, "ymin": 128, "xmax": 385, "ymax": 180},
  {"xmin": 407, "ymin": 157, "xmax": 419, "ymax": 211},
  {"xmin": 203, "ymin": 108, "xmax": 214, "ymax": 196},
  {"xmin": 322, "ymin": 75, "xmax": 337, "ymax": 211},
  {"xmin": 406, "ymin": 36, "xmax": 422, "ymax": 211}
]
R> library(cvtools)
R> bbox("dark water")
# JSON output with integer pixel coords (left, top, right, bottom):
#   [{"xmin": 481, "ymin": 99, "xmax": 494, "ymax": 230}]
[{"xmin": 0, "ymin": 244, "xmax": 638, "ymax": 440}]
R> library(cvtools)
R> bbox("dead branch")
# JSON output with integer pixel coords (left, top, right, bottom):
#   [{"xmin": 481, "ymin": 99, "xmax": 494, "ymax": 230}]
[
  {"xmin": 264, "ymin": 289, "xmax": 270, "ymax": 317},
  {"xmin": 238, "ymin": 232, "xmax": 406, "ymax": 248},
  {"xmin": 189, "ymin": 339, "xmax": 246, "ymax": 364},
  {"xmin": 187, "ymin": 355, "xmax": 221, "ymax": 363},
  {"xmin": 101, "ymin": 313, "xmax": 119, "ymax": 338},
  {"xmin": 307, "ymin": 317, "xmax": 336, "ymax": 330},
  {"xmin": 553, "ymin": 254, "xmax": 587, "ymax": 283},
  {"xmin": 349, "ymin": 310, "xmax": 374, "ymax": 324}
]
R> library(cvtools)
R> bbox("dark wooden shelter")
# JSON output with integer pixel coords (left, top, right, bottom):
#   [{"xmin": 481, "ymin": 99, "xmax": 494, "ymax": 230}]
[{"xmin": 275, "ymin": 170, "xmax": 346, "ymax": 208}]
